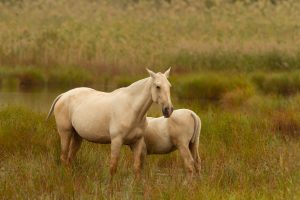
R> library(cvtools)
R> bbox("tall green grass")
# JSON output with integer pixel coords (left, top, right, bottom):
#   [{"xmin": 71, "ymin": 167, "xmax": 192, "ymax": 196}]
[{"xmin": 0, "ymin": 98, "xmax": 299, "ymax": 199}]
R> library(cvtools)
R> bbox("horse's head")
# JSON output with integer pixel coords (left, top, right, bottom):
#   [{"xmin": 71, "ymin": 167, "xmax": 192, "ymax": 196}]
[{"xmin": 147, "ymin": 68, "xmax": 173, "ymax": 118}]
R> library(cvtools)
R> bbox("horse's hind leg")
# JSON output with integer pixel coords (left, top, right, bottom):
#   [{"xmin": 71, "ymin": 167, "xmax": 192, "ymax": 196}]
[
  {"xmin": 177, "ymin": 144, "xmax": 195, "ymax": 177},
  {"xmin": 58, "ymin": 128, "xmax": 73, "ymax": 165},
  {"xmin": 68, "ymin": 132, "xmax": 82, "ymax": 163}
]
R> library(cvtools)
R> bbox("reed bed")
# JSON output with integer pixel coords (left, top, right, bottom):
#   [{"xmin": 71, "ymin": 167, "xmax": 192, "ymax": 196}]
[{"xmin": 1, "ymin": 0, "xmax": 300, "ymax": 73}]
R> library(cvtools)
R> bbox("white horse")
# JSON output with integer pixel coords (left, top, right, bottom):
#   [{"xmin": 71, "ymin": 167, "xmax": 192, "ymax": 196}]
[
  {"xmin": 47, "ymin": 68, "xmax": 173, "ymax": 178},
  {"xmin": 140, "ymin": 109, "xmax": 201, "ymax": 176}
]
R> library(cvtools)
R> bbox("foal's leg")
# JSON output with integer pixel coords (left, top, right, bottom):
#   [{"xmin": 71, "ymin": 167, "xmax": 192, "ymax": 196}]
[
  {"xmin": 110, "ymin": 137, "xmax": 123, "ymax": 179},
  {"xmin": 177, "ymin": 144, "xmax": 195, "ymax": 177},
  {"xmin": 189, "ymin": 142, "xmax": 201, "ymax": 174},
  {"xmin": 68, "ymin": 132, "xmax": 83, "ymax": 163},
  {"xmin": 58, "ymin": 128, "xmax": 73, "ymax": 165},
  {"xmin": 193, "ymin": 150, "xmax": 201, "ymax": 174},
  {"xmin": 131, "ymin": 138, "xmax": 146, "ymax": 179}
]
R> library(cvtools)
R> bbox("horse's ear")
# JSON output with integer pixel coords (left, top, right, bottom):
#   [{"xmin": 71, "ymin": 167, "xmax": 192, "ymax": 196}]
[
  {"xmin": 146, "ymin": 68, "xmax": 156, "ymax": 79},
  {"xmin": 164, "ymin": 67, "xmax": 171, "ymax": 78}
]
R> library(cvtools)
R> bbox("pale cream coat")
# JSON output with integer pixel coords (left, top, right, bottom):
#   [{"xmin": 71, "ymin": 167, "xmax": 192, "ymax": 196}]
[
  {"xmin": 47, "ymin": 69, "xmax": 173, "ymax": 178},
  {"xmin": 142, "ymin": 109, "xmax": 201, "ymax": 175}
]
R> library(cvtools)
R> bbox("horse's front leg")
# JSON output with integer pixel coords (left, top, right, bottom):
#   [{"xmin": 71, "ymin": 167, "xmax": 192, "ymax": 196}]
[
  {"xmin": 131, "ymin": 137, "xmax": 146, "ymax": 179},
  {"xmin": 110, "ymin": 136, "xmax": 123, "ymax": 180}
]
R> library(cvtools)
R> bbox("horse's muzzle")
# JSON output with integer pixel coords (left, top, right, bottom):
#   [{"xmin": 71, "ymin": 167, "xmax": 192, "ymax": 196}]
[{"xmin": 162, "ymin": 106, "xmax": 173, "ymax": 118}]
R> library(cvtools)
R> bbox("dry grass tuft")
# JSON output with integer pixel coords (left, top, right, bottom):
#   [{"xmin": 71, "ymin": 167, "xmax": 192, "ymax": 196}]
[{"xmin": 271, "ymin": 110, "xmax": 300, "ymax": 138}]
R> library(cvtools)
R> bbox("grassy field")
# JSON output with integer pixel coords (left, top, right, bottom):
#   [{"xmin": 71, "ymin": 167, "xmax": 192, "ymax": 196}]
[{"xmin": 0, "ymin": 96, "xmax": 299, "ymax": 199}]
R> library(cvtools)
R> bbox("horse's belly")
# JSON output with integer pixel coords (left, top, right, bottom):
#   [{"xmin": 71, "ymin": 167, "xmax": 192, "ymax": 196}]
[
  {"xmin": 83, "ymin": 133, "xmax": 111, "ymax": 144},
  {"xmin": 71, "ymin": 105, "xmax": 111, "ymax": 143},
  {"xmin": 74, "ymin": 124, "xmax": 111, "ymax": 143}
]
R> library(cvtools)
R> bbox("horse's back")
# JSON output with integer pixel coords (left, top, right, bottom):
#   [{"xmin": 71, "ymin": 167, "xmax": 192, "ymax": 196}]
[{"xmin": 53, "ymin": 86, "xmax": 136, "ymax": 142}]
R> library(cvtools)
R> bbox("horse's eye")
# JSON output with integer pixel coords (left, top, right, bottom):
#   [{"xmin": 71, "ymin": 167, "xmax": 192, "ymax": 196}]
[{"xmin": 156, "ymin": 86, "xmax": 160, "ymax": 89}]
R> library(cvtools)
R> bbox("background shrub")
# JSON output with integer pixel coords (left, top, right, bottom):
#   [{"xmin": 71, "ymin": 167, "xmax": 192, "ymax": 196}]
[
  {"xmin": 175, "ymin": 74, "xmax": 253, "ymax": 101},
  {"xmin": 252, "ymin": 72, "xmax": 300, "ymax": 96}
]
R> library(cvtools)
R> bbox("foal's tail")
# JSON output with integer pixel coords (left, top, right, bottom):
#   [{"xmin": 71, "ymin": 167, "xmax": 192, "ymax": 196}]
[
  {"xmin": 190, "ymin": 111, "xmax": 201, "ymax": 144},
  {"xmin": 190, "ymin": 111, "xmax": 201, "ymax": 171},
  {"xmin": 46, "ymin": 94, "xmax": 64, "ymax": 121}
]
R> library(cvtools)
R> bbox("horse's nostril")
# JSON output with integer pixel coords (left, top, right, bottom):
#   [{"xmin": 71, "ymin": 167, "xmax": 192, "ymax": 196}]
[
  {"xmin": 164, "ymin": 107, "xmax": 168, "ymax": 113},
  {"xmin": 162, "ymin": 107, "xmax": 169, "ymax": 117}
]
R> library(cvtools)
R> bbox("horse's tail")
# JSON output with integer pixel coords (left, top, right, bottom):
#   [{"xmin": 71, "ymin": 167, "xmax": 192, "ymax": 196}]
[
  {"xmin": 189, "ymin": 111, "xmax": 201, "ymax": 171},
  {"xmin": 46, "ymin": 93, "xmax": 64, "ymax": 121}
]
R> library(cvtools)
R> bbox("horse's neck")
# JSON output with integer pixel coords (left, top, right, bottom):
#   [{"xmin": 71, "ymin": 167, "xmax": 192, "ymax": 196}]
[{"xmin": 125, "ymin": 78, "xmax": 153, "ymax": 121}]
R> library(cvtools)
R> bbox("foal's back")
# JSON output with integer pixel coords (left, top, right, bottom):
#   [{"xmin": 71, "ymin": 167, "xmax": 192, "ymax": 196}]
[{"xmin": 144, "ymin": 109, "xmax": 196, "ymax": 154}]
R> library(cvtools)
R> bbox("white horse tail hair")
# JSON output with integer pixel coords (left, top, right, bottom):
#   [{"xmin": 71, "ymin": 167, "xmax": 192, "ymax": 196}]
[
  {"xmin": 46, "ymin": 93, "xmax": 64, "ymax": 121},
  {"xmin": 190, "ymin": 111, "xmax": 201, "ymax": 144}
]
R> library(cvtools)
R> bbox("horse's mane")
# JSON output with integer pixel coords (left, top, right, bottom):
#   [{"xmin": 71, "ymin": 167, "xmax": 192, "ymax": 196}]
[
  {"xmin": 127, "ymin": 77, "xmax": 150, "ymax": 88},
  {"xmin": 110, "ymin": 77, "xmax": 151, "ymax": 94}
]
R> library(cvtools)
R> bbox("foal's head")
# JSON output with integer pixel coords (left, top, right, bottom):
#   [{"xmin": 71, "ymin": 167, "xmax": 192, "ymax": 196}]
[{"xmin": 147, "ymin": 68, "xmax": 173, "ymax": 118}]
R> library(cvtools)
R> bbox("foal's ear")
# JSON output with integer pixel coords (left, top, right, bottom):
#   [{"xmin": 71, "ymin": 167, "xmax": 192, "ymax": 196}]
[
  {"xmin": 164, "ymin": 67, "xmax": 171, "ymax": 78},
  {"xmin": 146, "ymin": 68, "xmax": 156, "ymax": 79}
]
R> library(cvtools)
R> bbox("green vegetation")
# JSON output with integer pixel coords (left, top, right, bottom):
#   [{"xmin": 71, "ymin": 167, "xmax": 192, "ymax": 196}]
[
  {"xmin": 3, "ymin": 69, "xmax": 300, "ymax": 102},
  {"xmin": 1, "ymin": 0, "xmax": 300, "ymax": 97},
  {"xmin": 1, "ymin": 0, "xmax": 300, "ymax": 96},
  {"xmin": 252, "ymin": 72, "xmax": 300, "ymax": 96},
  {"xmin": 174, "ymin": 73, "xmax": 253, "ymax": 101},
  {"xmin": 0, "ymin": 66, "xmax": 93, "ymax": 89},
  {"xmin": 0, "ymin": 98, "xmax": 299, "ymax": 199}
]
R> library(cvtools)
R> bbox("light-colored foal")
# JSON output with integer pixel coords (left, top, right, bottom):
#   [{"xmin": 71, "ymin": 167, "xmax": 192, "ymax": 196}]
[{"xmin": 141, "ymin": 109, "xmax": 201, "ymax": 176}]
